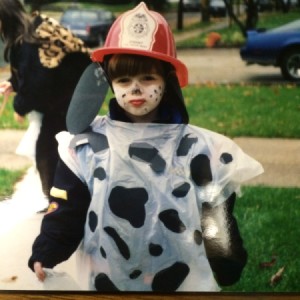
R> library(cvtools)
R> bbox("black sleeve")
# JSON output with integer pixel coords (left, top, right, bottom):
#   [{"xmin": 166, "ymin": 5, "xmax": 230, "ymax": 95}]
[
  {"xmin": 28, "ymin": 159, "xmax": 91, "ymax": 271},
  {"xmin": 11, "ymin": 42, "xmax": 56, "ymax": 116},
  {"xmin": 12, "ymin": 41, "xmax": 90, "ymax": 116},
  {"xmin": 201, "ymin": 193, "xmax": 248, "ymax": 286}
]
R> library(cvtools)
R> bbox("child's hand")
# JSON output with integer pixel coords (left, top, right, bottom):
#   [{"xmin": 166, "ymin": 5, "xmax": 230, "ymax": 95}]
[
  {"xmin": 33, "ymin": 262, "xmax": 46, "ymax": 282},
  {"xmin": 0, "ymin": 81, "xmax": 13, "ymax": 96}
]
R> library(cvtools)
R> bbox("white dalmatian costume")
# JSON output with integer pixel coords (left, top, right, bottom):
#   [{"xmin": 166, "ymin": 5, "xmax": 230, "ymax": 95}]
[
  {"xmin": 43, "ymin": 116, "xmax": 261, "ymax": 291},
  {"xmin": 28, "ymin": 2, "xmax": 263, "ymax": 291}
]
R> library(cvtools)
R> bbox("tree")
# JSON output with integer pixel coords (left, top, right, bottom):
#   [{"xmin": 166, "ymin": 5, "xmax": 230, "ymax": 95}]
[
  {"xmin": 223, "ymin": 0, "xmax": 259, "ymax": 37},
  {"xmin": 24, "ymin": 0, "xmax": 59, "ymax": 12},
  {"xmin": 201, "ymin": 0, "xmax": 210, "ymax": 23},
  {"xmin": 133, "ymin": 0, "xmax": 168, "ymax": 11},
  {"xmin": 177, "ymin": 0, "xmax": 184, "ymax": 30}
]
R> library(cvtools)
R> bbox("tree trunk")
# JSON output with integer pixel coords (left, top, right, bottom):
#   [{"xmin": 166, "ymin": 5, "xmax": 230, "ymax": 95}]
[
  {"xmin": 177, "ymin": 0, "xmax": 184, "ymax": 30},
  {"xmin": 201, "ymin": 0, "xmax": 210, "ymax": 23},
  {"xmin": 245, "ymin": 0, "xmax": 258, "ymax": 30}
]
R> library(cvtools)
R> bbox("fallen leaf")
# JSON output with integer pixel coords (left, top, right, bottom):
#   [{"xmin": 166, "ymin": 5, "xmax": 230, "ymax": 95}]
[
  {"xmin": 1, "ymin": 276, "xmax": 18, "ymax": 283},
  {"xmin": 259, "ymin": 256, "xmax": 277, "ymax": 268},
  {"xmin": 270, "ymin": 266, "xmax": 285, "ymax": 286}
]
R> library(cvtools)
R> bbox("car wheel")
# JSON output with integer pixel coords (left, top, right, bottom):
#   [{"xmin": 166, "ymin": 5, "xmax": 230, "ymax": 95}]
[{"xmin": 280, "ymin": 48, "xmax": 300, "ymax": 81}]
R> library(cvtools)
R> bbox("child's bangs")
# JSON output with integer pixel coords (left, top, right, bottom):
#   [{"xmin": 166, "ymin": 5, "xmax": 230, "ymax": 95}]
[{"xmin": 107, "ymin": 54, "xmax": 165, "ymax": 80}]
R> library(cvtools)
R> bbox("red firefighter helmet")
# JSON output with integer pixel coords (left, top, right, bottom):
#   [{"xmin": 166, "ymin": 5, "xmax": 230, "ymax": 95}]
[{"xmin": 91, "ymin": 2, "xmax": 188, "ymax": 87}]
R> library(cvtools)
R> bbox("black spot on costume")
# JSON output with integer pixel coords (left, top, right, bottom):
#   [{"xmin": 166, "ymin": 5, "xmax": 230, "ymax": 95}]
[{"xmin": 108, "ymin": 186, "xmax": 148, "ymax": 228}]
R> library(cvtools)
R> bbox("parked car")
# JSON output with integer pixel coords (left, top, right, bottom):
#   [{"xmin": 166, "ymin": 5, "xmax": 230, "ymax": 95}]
[
  {"xmin": 60, "ymin": 8, "xmax": 115, "ymax": 47},
  {"xmin": 240, "ymin": 19, "xmax": 300, "ymax": 81},
  {"xmin": 209, "ymin": 0, "xmax": 227, "ymax": 18},
  {"xmin": 183, "ymin": 0, "xmax": 201, "ymax": 12}
]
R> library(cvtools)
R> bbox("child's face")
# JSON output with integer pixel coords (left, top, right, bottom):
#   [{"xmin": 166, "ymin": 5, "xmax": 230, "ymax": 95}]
[{"xmin": 111, "ymin": 71, "xmax": 165, "ymax": 122}]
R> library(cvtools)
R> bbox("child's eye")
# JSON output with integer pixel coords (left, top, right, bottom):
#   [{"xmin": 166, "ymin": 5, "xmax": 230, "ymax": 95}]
[
  {"xmin": 142, "ymin": 75, "xmax": 156, "ymax": 81},
  {"xmin": 115, "ymin": 77, "xmax": 131, "ymax": 84}
]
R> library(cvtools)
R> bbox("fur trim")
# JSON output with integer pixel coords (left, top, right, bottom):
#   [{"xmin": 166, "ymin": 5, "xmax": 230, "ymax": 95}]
[{"xmin": 35, "ymin": 13, "xmax": 91, "ymax": 68}]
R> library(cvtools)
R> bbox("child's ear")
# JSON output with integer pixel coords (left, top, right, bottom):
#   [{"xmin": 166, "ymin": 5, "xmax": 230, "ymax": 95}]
[{"xmin": 66, "ymin": 63, "xmax": 109, "ymax": 134}]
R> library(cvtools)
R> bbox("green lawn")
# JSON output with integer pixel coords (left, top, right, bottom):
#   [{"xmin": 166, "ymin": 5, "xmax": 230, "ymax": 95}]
[
  {"xmin": 224, "ymin": 186, "xmax": 300, "ymax": 292},
  {"xmin": 184, "ymin": 84, "xmax": 300, "ymax": 138},
  {"xmin": 0, "ymin": 169, "xmax": 25, "ymax": 201},
  {"xmin": 177, "ymin": 10, "xmax": 300, "ymax": 48}
]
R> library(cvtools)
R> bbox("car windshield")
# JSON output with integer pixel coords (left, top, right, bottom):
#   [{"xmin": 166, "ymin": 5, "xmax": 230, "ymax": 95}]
[
  {"xmin": 211, "ymin": 0, "xmax": 225, "ymax": 6},
  {"xmin": 62, "ymin": 10, "xmax": 98, "ymax": 23},
  {"xmin": 99, "ymin": 10, "xmax": 113, "ymax": 21},
  {"xmin": 269, "ymin": 20, "xmax": 300, "ymax": 33}
]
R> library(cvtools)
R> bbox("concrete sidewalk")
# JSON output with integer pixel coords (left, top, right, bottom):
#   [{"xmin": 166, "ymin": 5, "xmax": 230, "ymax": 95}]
[{"xmin": 0, "ymin": 167, "xmax": 78, "ymax": 290}]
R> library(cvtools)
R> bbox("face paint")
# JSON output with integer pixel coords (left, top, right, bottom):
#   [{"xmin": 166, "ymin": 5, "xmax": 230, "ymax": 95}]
[{"xmin": 112, "ymin": 73, "xmax": 165, "ymax": 121}]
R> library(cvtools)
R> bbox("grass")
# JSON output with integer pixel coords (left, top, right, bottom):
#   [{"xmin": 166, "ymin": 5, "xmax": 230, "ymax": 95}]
[
  {"xmin": 224, "ymin": 186, "xmax": 300, "ymax": 292},
  {"xmin": 0, "ymin": 95, "xmax": 28, "ymax": 129},
  {"xmin": 177, "ymin": 10, "xmax": 300, "ymax": 48},
  {"xmin": 0, "ymin": 169, "xmax": 25, "ymax": 201},
  {"xmin": 184, "ymin": 84, "xmax": 300, "ymax": 138}
]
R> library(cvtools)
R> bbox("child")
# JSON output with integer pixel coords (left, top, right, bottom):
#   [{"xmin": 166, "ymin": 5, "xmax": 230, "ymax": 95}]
[
  {"xmin": 0, "ymin": 0, "xmax": 91, "ymax": 203},
  {"xmin": 28, "ymin": 2, "xmax": 263, "ymax": 291}
]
